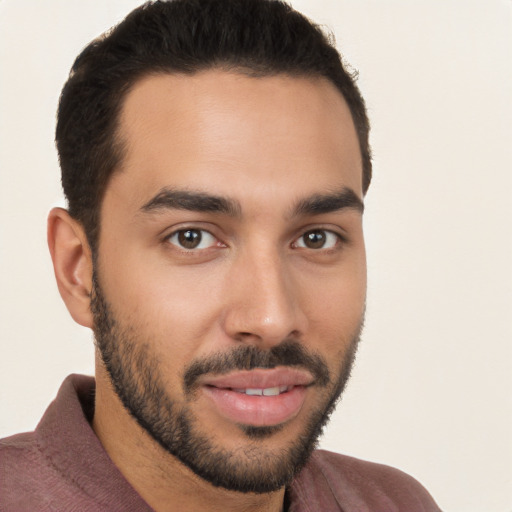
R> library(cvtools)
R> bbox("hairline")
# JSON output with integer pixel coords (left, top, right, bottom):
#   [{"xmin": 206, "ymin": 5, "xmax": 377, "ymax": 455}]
[{"xmin": 80, "ymin": 65, "xmax": 366, "ymax": 256}]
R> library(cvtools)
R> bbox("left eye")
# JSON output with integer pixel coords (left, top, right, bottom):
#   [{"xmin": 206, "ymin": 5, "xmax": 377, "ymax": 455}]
[
  {"xmin": 294, "ymin": 229, "xmax": 340, "ymax": 250},
  {"xmin": 167, "ymin": 229, "xmax": 218, "ymax": 250}
]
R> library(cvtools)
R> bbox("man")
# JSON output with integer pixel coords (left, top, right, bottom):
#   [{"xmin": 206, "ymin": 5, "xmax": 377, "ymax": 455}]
[{"xmin": 1, "ymin": 0, "xmax": 441, "ymax": 510}]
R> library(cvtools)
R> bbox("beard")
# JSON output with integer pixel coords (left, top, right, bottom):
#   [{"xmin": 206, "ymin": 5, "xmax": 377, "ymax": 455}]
[{"xmin": 90, "ymin": 270, "xmax": 362, "ymax": 494}]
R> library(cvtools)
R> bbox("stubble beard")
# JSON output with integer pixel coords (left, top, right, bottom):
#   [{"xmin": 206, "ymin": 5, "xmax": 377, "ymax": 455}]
[{"xmin": 90, "ymin": 271, "xmax": 362, "ymax": 494}]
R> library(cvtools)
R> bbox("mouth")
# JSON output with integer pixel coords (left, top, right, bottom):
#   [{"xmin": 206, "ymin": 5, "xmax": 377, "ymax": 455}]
[
  {"xmin": 230, "ymin": 385, "xmax": 291, "ymax": 396},
  {"xmin": 199, "ymin": 368, "xmax": 313, "ymax": 427}
]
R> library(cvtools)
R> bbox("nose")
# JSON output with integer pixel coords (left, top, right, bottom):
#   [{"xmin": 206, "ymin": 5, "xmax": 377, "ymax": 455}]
[{"xmin": 221, "ymin": 249, "xmax": 306, "ymax": 348}]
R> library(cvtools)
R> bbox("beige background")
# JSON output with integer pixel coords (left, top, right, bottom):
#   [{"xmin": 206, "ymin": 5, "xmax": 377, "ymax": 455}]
[{"xmin": 1, "ymin": 1, "xmax": 511, "ymax": 510}]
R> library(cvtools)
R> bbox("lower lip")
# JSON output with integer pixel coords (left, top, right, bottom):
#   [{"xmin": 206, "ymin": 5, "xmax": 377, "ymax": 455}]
[{"xmin": 202, "ymin": 385, "xmax": 307, "ymax": 427}]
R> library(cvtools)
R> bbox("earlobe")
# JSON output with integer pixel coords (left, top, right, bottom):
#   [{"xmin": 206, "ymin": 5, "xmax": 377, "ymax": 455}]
[{"xmin": 47, "ymin": 207, "xmax": 94, "ymax": 328}]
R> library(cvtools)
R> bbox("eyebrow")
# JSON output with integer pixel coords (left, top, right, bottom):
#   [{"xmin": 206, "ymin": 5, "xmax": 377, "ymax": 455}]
[
  {"xmin": 292, "ymin": 187, "xmax": 364, "ymax": 217},
  {"xmin": 140, "ymin": 188, "xmax": 242, "ymax": 217},
  {"xmin": 139, "ymin": 186, "xmax": 363, "ymax": 218}
]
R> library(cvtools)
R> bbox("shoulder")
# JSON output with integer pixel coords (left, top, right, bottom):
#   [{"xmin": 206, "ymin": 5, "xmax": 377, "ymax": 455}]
[
  {"xmin": 289, "ymin": 449, "xmax": 442, "ymax": 512},
  {"xmin": 0, "ymin": 430, "xmax": 53, "ymax": 509},
  {"xmin": 0, "ymin": 430, "xmax": 40, "ymax": 465},
  {"xmin": 0, "ymin": 429, "xmax": 43, "ymax": 470}
]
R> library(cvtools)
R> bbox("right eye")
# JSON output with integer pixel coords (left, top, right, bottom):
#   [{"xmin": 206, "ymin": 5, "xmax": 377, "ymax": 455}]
[
  {"xmin": 293, "ymin": 229, "xmax": 341, "ymax": 250},
  {"xmin": 166, "ymin": 229, "xmax": 218, "ymax": 250}
]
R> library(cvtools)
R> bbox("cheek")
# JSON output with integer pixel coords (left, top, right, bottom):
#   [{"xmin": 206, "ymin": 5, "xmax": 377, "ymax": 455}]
[
  {"xmin": 100, "ymin": 255, "xmax": 230, "ymax": 358},
  {"xmin": 302, "ymin": 254, "xmax": 366, "ymax": 310},
  {"xmin": 300, "ymin": 263, "xmax": 366, "ymax": 348}
]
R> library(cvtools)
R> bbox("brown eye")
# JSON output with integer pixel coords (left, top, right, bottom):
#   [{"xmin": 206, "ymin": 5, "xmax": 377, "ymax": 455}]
[
  {"xmin": 295, "ymin": 229, "xmax": 340, "ymax": 250},
  {"xmin": 303, "ymin": 230, "xmax": 326, "ymax": 249},
  {"xmin": 167, "ymin": 229, "xmax": 217, "ymax": 250},
  {"xmin": 178, "ymin": 229, "xmax": 202, "ymax": 249}
]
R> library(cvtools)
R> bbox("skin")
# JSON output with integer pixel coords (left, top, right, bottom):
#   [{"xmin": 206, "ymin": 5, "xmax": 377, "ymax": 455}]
[{"xmin": 48, "ymin": 70, "xmax": 367, "ymax": 512}]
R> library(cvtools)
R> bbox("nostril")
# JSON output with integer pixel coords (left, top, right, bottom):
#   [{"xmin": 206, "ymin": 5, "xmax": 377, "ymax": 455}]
[
  {"xmin": 288, "ymin": 329, "xmax": 301, "ymax": 339},
  {"xmin": 235, "ymin": 332, "xmax": 259, "ymax": 342}
]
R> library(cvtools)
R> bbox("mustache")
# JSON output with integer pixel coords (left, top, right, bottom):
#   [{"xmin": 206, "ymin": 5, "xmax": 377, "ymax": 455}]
[{"xmin": 183, "ymin": 340, "xmax": 331, "ymax": 394}]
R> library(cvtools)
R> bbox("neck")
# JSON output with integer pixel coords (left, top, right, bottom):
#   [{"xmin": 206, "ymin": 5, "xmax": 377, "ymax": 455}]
[{"xmin": 92, "ymin": 359, "xmax": 286, "ymax": 512}]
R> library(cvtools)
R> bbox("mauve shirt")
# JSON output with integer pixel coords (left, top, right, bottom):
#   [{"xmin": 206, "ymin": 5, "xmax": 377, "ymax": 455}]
[{"xmin": 0, "ymin": 375, "xmax": 441, "ymax": 511}]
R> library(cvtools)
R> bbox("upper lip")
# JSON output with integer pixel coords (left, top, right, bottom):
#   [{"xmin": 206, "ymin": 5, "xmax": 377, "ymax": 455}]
[{"xmin": 200, "ymin": 367, "xmax": 315, "ymax": 390}]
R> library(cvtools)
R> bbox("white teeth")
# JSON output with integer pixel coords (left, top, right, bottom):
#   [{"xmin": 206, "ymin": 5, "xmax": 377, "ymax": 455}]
[
  {"xmin": 233, "ymin": 386, "xmax": 290, "ymax": 396},
  {"xmin": 245, "ymin": 388, "xmax": 263, "ymax": 396}
]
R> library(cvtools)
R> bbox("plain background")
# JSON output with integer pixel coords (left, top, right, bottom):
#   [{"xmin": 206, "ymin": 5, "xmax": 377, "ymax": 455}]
[{"xmin": 0, "ymin": 1, "xmax": 511, "ymax": 510}]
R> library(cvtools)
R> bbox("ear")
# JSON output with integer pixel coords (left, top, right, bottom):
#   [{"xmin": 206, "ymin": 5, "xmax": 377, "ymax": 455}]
[{"xmin": 47, "ymin": 207, "xmax": 94, "ymax": 328}]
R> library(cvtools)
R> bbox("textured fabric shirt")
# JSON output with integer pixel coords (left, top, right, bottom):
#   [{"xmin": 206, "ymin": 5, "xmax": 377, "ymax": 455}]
[{"xmin": 1, "ymin": 374, "xmax": 441, "ymax": 511}]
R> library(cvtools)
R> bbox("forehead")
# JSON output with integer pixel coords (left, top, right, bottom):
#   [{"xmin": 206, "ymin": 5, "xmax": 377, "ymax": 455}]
[{"xmin": 110, "ymin": 70, "xmax": 363, "ymax": 210}]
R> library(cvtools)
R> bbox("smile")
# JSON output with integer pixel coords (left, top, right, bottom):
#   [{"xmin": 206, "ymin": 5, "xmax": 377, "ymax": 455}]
[
  {"xmin": 199, "ymin": 368, "xmax": 313, "ymax": 427},
  {"xmin": 231, "ymin": 386, "xmax": 290, "ymax": 396}
]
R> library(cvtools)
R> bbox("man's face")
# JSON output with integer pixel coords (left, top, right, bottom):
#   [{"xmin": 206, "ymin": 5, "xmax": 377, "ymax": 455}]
[{"xmin": 92, "ymin": 71, "xmax": 366, "ymax": 492}]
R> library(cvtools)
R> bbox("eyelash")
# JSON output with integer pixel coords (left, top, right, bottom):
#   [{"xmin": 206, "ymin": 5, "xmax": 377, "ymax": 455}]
[
  {"xmin": 165, "ymin": 228, "xmax": 223, "ymax": 251},
  {"xmin": 292, "ymin": 229, "xmax": 344, "ymax": 250},
  {"xmin": 164, "ymin": 227, "xmax": 345, "ymax": 252}
]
